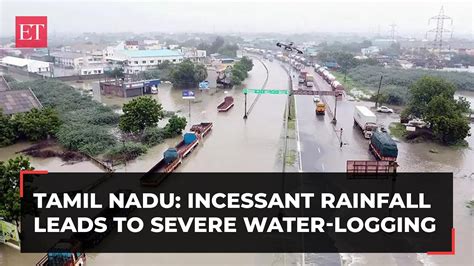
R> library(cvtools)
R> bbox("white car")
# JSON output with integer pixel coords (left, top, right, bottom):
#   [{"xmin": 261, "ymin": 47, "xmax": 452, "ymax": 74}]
[
  {"xmin": 377, "ymin": 106, "xmax": 394, "ymax": 113},
  {"xmin": 313, "ymin": 96, "xmax": 320, "ymax": 102},
  {"xmin": 306, "ymin": 81, "xmax": 314, "ymax": 88}
]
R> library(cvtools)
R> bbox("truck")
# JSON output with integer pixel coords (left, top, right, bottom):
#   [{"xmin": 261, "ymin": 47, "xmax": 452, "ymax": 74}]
[
  {"xmin": 36, "ymin": 239, "xmax": 86, "ymax": 266},
  {"xmin": 140, "ymin": 148, "xmax": 182, "ymax": 186},
  {"xmin": 316, "ymin": 102, "xmax": 326, "ymax": 115},
  {"xmin": 175, "ymin": 132, "xmax": 199, "ymax": 158},
  {"xmin": 217, "ymin": 96, "xmax": 234, "ymax": 112},
  {"xmin": 298, "ymin": 71, "xmax": 307, "ymax": 84},
  {"xmin": 354, "ymin": 105, "xmax": 377, "ymax": 139},
  {"xmin": 306, "ymin": 74, "xmax": 314, "ymax": 87},
  {"xmin": 369, "ymin": 131, "xmax": 398, "ymax": 161},
  {"xmin": 190, "ymin": 122, "xmax": 213, "ymax": 137}
]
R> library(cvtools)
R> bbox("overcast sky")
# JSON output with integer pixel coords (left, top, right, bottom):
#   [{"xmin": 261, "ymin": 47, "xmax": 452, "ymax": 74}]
[{"xmin": 1, "ymin": 0, "xmax": 472, "ymax": 38}]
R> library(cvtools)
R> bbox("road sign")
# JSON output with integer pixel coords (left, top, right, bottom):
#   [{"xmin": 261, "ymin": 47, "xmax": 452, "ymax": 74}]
[
  {"xmin": 243, "ymin": 89, "xmax": 288, "ymax": 95},
  {"xmin": 199, "ymin": 81, "xmax": 209, "ymax": 90},
  {"xmin": 291, "ymin": 90, "xmax": 342, "ymax": 96},
  {"xmin": 182, "ymin": 90, "xmax": 195, "ymax": 99}
]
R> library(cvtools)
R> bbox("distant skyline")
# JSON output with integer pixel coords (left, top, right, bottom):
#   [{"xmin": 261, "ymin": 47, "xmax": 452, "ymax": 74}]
[{"xmin": 0, "ymin": 0, "xmax": 472, "ymax": 39}]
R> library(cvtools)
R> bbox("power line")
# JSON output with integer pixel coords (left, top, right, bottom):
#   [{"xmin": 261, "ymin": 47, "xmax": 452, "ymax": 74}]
[{"xmin": 426, "ymin": 6, "xmax": 453, "ymax": 51}]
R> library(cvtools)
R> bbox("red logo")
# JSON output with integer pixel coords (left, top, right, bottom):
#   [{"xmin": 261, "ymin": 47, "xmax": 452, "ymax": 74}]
[{"xmin": 15, "ymin": 16, "xmax": 47, "ymax": 48}]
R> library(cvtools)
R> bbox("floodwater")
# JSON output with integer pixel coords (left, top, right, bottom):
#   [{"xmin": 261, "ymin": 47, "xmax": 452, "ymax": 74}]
[
  {"xmin": 0, "ymin": 58, "xmax": 294, "ymax": 265},
  {"xmin": 1, "ymin": 59, "xmax": 473, "ymax": 265},
  {"xmin": 295, "ymin": 65, "xmax": 473, "ymax": 266}
]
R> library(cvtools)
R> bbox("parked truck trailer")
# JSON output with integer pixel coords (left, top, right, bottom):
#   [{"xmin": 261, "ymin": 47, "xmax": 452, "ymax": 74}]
[{"xmin": 354, "ymin": 105, "xmax": 377, "ymax": 139}]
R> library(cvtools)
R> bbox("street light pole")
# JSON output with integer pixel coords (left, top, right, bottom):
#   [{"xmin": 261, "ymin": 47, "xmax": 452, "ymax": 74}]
[
  {"xmin": 332, "ymin": 95, "xmax": 338, "ymax": 124},
  {"xmin": 188, "ymin": 99, "xmax": 191, "ymax": 121},
  {"xmin": 375, "ymin": 75, "xmax": 383, "ymax": 109},
  {"xmin": 243, "ymin": 92, "xmax": 248, "ymax": 119}
]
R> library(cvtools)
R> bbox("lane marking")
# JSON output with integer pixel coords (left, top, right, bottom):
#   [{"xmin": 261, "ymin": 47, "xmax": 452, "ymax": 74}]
[
  {"xmin": 318, "ymin": 147, "xmax": 321, "ymax": 153},
  {"xmin": 321, "ymin": 163, "xmax": 325, "ymax": 171}
]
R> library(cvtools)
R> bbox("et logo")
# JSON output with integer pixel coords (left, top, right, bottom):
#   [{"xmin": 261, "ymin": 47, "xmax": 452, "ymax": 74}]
[{"xmin": 15, "ymin": 16, "xmax": 47, "ymax": 48}]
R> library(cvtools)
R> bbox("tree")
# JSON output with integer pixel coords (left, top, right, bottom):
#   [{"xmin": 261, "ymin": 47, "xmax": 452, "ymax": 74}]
[
  {"xmin": 239, "ymin": 56, "xmax": 254, "ymax": 72},
  {"xmin": 404, "ymin": 77, "xmax": 470, "ymax": 144},
  {"xmin": 0, "ymin": 156, "xmax": 33, "ymax": 224},
  {"xmin": 163, "ymin": 115, "xmax": 187, "ymax": 137},
  {"xmin": 406, "ymin": 76, "xmax": 456, "ymax": 118},
  {"xmin": 119, "ymin": 97, "xmax": 164, "ymax": 133},
  {"xmin": 14, "ymin": 108, "xmax": 61, "ymax": 141},
  {"xmin": 194, "ymin": 64, "xmax": 208, "ymax": 83},
  {"xmin": 209, "ymin": 36, "xmax": 225, "ymax": 54},
  {"xmin": 170, "ymin": 60, "xmax": 207, "ymax": 88},
  {"xmin": 231, "ymin": 67, "xmax": 246, "ymax": 85},
  {"xmin": 105, "ymin": 67, "xmax": 124, "ymax": 79},
  {"xmin": 0, "ymin": 110, "xmax": 16, "ymax": 147}
]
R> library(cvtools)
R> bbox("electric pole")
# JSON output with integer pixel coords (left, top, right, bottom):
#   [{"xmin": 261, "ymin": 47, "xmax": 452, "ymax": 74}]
[
  {"xmin": 426, "ymin": 6, "xmax": 453, "ymax": 52},
  {"xmin": 389, "ymin": 24, "xmax": 397, "ymax": 42}
]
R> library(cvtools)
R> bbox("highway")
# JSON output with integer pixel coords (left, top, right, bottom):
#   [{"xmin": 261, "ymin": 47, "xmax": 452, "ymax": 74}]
[{"xmin": 293, "ymin": 66, "xmax": 374, "ymax": 172}]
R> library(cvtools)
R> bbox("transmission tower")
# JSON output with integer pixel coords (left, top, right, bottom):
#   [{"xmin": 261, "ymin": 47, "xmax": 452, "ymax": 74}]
[
  {"xmin": 389, "ymin": 24, "xmax": 397, "ymax": 42},
  {"xmin": 426, "ymin": 6, "xmax": 452, "ymax": 51}
]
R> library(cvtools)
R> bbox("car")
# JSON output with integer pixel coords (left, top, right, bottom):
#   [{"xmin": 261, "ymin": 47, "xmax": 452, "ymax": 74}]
[
  {"xmin": 306, "ymin": 81, "xmax": 314, "ymax": 87},
  {"xmin": 377, "ymin": 106, "xmax": 394, "ymax": 113},
  {"xmin": 408, "ymin": 118, "xmax": 428, "ymax": 128},
  {"xmin": 313, "ymin": 96, "xmax": 320, "ymax": 102}
]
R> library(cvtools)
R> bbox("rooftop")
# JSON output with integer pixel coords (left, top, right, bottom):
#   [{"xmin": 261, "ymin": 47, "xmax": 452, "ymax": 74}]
[
  {"xmin": 1, "ymin": 56, "xmax": 50, "ymax": 69},
  {"xmin": 119, "ymin": 49, "xmax": 183, "ymax": 58},
  {"xmin": 50, "ymin": 51, "xmax": 84, "ymax": 59},
  {"xmin": 0, "ymin": 89, "xmax": 42, "ymax": 115}
]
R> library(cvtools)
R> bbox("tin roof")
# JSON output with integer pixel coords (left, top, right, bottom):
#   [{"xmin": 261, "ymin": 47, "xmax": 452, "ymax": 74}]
[{"xmin": 0, "ymin": 89, "xmax": 42, "ymax": 115}]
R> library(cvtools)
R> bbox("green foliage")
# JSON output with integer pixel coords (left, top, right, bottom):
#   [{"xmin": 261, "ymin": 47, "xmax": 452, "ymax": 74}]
[
  {"xmin": 346, "ymin": 64, "xmax": 474, "ymax": 92},
  {"xmin": 56, "ymin": 124, "xmax": 116, "ymax": 155},
  {"xmin": 230, "ymin": 57, "xmax": 253, "ymax": 85},
  {"xmin": 163, "ymin": 115, "xmax": 187, "ymax": 138},
  {"xmin": 0, "ymin": 156, "xmax": 33, "ymax": 223},
  {"xmin": 13, "ymin": 108, "xmax": 61, "ymax": 141},
  {"xmin": 0, "ymin": 110, "xmax": 16, "ymax": 147},
  {"xmin": 2, "ymin": 74, "xmax": 16, "ymax": 83},
  {"xmin": 169, "ymin": 60, "xmax": 208, "ymax": 88},
  {"xmin": 140, "ymin": 61, "xmax": 174, "ymax": 81},
  {"xmin": 105, "ymin": 142, "xmax": 148, "ymax": 164},
  {"xmin": 404, "ymin": 77, "xmax": 471, "ymax": 144},
  {"xmin": 142, "ymin": 127, "xmax": 165, "ymax": 146},
  {"xmin": 218, "ymin": 44, "xmax": 239, "ymax": 58},
  {"xmin": 11, "ymin": 80, "xmax": 119, "ymax": 155},
  {"xmin": 119, "ymin": 96, "xmax": 164, "ymax": 133},
  {"xmin": 104, "ymin": 67, "xmax": 124, "ymax": 78}
]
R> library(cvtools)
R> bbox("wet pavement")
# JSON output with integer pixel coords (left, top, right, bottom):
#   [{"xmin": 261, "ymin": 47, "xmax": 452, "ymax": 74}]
[{"xmin": 293, "ymin": 65, "xmax": 474, "ymax": 266}]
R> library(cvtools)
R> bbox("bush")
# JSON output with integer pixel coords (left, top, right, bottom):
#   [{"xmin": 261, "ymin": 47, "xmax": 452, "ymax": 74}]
[
  {"xmin": 0, "ymin": 110, "xmax": 16, "ymax": 147},
  {"xmin": 56, "ymin": 124, "xmax": 116, "ymax": 155},
  {"xmin": 163, "ymin": 115, "xmax": 187, "ymax": 138},
  {"xmin": 119, "ymin": 96, "xmax": 164, "ymax": 133},
  {"xmin": 13, "ymin": 108, "xmax": 61, "ymax": 141},
  {"xmin": 142, "ymin": 127, "xmax": 165, "ymax": 146},
  {"xmin": 105, "ymin": 142, "xmax": 147, "ymax": 163}
]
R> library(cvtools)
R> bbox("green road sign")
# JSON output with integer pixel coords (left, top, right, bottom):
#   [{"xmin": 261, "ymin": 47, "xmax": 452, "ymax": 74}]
[{"xmin": 243, "ymin": 89, "xmax": 288, "ymax": 95}]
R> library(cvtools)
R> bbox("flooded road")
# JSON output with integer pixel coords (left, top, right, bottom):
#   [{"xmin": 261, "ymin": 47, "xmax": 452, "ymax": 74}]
[
  {"xmin": 1, "ymin": 59, "xmax": 473, "ymax": 265},
  {"xmin": 295, "ymin": 65, "xmax": 473, "ymax": 266}
]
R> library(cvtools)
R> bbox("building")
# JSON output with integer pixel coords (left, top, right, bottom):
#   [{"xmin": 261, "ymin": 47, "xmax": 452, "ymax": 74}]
[
  {"xmin": 125, "ymin": 40, "xmax": 139, "ymax": 50},
  {"xmin": 50, "ymin": 52, "xmax": 84, "ymax": 69},
  {"xmin": 115, "ymin": 49, "xmax": 184, "ymax": 74},
  {"xmin": 0, "ymin": 56, "xmax": 51, "ymax": 73},
  {"xmin": 99, "ymin": 79, "xmax": 161, "ymax": 97},
  {"xmin": 361, "ymin": 46, "xmax": 380, "ymax": 56},
  {"xmin": 181, "ymin": 47, "xmax": 206, "ymax": 63},
  {"xmin": 0, "ymin": 76, "xmax": 42, "ymax": 115},
  {"xmin": 80, "ymin": 64, "xmax": 108, "ymax": 75}
]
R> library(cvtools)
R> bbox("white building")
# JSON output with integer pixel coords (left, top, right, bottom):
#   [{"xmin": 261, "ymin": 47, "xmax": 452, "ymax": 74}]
[
  {"xmin": 51, "ymin": 52, "xmax": 84, "ymax": 69},
  {"xmin": 125, "ymin": 40, "xmax": 139, "ymax": 50},
  {"xmin": 181, "ymin": 47, "xmax": 207, "ymax": 63},
  {"xmin": 80, "ymin": 65, "xmax": 108, "ymax": 75},
  {"xmin": 115, "ymin": 49, "xmax": 184, "ymax": 74},
  {"xmin": 1, "ymin": 56, "xmax": 51, "ymax": 73},
  {"xmin": 361, "ymin": 46, "xmax": 380, "ymax": 56}
]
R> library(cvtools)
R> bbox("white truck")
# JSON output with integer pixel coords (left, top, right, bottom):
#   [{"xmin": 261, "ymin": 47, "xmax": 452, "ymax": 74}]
[{"xmin": 354, "ymin": 105, "xmax": 377, "ymax": 138}]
